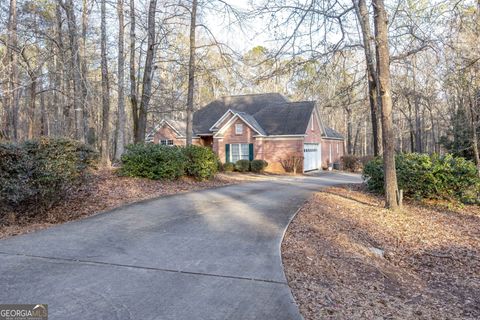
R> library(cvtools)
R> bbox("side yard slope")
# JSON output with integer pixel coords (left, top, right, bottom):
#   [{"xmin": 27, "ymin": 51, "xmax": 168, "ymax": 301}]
[{"xmin": 282, "ymin": 185, "xmax": 480, "ymax": 319}]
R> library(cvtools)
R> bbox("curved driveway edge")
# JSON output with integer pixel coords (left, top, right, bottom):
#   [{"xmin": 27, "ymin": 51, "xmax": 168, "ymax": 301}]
[{"xmin": 0, "ymin": 172, "xmax": 362, "ymax": 319}]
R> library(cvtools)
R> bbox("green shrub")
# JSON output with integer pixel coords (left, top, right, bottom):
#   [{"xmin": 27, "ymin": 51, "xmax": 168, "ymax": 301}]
[
  {"xmin": 341, "ymin": 155, "xmax": 361, "ymax": 172},
  {"xmin": 0, "ymin": 143, "xmax": 31, "ymax": 207},
  {"xmin": 363, "ymin": 153, "xmax": 480, "ymax": 203},
  {"xmin": 223, "ymin": 162, "xmax": 234, "ymax": 172},
  {"xmin": 183, "ymin": 145, "xmax": 218, "ymax": 180},
  {"xmin": 235, "ymin": 160, "xmax": 251, "ymax": 172},
  {"xmin": 250, "ymin": 159, "xmax": 268, "ymax": 173},
  {"xmin": 0, "ymin": 137, "xmax": 98, "ymax": 215},
  {"xmin": 119, "ymin": 144, "xmax": 186, "ymax": 180}
]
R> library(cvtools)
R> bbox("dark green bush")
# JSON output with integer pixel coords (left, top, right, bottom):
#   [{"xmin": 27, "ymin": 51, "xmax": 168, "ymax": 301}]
[
  {"xmin": 119, "ymin": 144, "xmax": 186, "ymax": 180},
  {"xmin": 250, "ymin": 159, "xmax": 268, "ymax": 173},
  {"xmin": 183, "ymin": 145, "xmax": 218, "ymax": 180},
  {"xmin": 223, "ymin": 162, "xmax": 234, "ymax": 172},
  {"xmin": 235, "ymin": 160, "xmax": 251, "ymax": 172},
  {"xmin": 341, "ymin": 155, "xmax": 361, "ymax": 172},
  {"xmin": 363, "ymin": 153, "xmax": 480, "ymax": 203},
  {"xmin": 0, "ymin": 143, "xmax": 31, "ymax": 207},
  {"xmin": 0, "ymin": 138, "xmax": 98, "ymax": 214}
]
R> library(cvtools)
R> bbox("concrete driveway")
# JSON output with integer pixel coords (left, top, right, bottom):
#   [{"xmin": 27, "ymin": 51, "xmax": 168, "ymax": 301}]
[{"xmin": 0, "ymin": 172, "xmax": 361, "ymax": 320}]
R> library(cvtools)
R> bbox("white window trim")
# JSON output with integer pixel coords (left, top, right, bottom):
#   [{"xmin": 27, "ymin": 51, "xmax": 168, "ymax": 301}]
[
  {"xmin": 235, "ymin": 123, "xmax": 243, "ymax": 135},
  {"xmin": 160, "ymin": 139, "xmax": 174, "ymax": 146},
  {"xmin": 230, "ymin": 143, "xmax": 249, "ymax": 162}
]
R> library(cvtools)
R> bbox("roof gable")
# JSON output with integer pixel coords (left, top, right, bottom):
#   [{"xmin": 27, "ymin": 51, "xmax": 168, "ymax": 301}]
[
  {"xmin": 193, "ymin": 93, "xmax": 317, "ymax": 136},
  {"xmin": 214, "ymin": 111, "xmax": 267, "ymax": 137},
  {"xmin": 146, "ymin": 119, "xmax": 186, "ymax": 141},
  {"xmin": 193, "ymin": 93, "xmax": 288, "ymax": 134}
]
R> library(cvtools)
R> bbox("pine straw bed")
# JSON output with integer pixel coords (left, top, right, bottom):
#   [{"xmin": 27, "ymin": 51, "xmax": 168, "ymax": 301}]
[
  {"xmin": 282, "ymin": 185, "xmax": 480, "ymax": 320},
  {"xmin": 0, "ymin": 169, "xmax": 250, "ymax": 239}
]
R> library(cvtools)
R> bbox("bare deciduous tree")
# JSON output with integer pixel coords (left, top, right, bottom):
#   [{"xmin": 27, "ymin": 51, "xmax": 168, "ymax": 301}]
[
  {"xmin": 100, "ymin": 0, "xmax": 110, "ymax": 165},
  {"xmin": 115, "ymin": 0, "xmax": 126, "ymax": 161},
  {"xmin": 186, "ymin": 0, "xmax": 198, "ymax": 145}
]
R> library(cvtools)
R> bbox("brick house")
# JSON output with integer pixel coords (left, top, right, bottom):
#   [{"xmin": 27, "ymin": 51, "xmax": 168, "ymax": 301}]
[{"xmin": 147, "ymin": 93, "xmax": 344, "ymax": 173}]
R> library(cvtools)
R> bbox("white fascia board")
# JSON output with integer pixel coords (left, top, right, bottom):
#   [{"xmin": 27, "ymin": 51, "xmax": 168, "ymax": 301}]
[
  {"xmin": 313, "ymin": 105, "xmax": 327, "ymax": 136},
  {"xmin": 214, "ymin": 113, "xmax": 265, "ymax": 137},
  {"xmin": 209, "ymin": 109, "xmax": 235, "ymax": 132},
  {"xmin": 160, "ymin": 119, "xmax": 185, "ymax": 138}
]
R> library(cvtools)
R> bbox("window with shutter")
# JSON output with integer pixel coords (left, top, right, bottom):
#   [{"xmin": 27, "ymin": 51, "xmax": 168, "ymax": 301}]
[{"xmin": 229, "ymin": 144, "xmax": 250, "ymax": 162}]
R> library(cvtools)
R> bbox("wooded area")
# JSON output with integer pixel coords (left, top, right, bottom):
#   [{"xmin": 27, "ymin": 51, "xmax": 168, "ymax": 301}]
[{"xmin": 1, "ymin": 0, "xmax": 479, "ymax": 208}]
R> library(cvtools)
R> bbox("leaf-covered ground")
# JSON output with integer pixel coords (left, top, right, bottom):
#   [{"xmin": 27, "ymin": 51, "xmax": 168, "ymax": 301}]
[
  {"xmin": 282, "ymin": 185, "xmax": 480, "ymax": 320},
  {"xmin": 0, "ymin": 169, "xmax": 252, "ymax": 239}
]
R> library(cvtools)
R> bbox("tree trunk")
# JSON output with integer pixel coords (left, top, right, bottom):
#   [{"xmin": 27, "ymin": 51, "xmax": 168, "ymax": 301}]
[
  {"xmin": 354, "ymin": 0, "xmax": 381, "ymax": 156},
  {"xmin": 469, "ymin": 94, "xmax": 480, "ymax": 175},
  {"xmin": 346, "ymin": 107, "xmax": 353, "ymax": 154},
  {"xmin": 353, "ymin": 123, "xmax": 361, "ymax": 155},
  {"xmin": 186, "ymin": 0, "xmax": 198, "ymax": 145},
  {"xmin": 115, "ymin": 0, "xmax": 126, "ymax": 160},
  {"xmin": 2, "ymin": 0, "xmax": 19, "ymax": 140},
  {"xmin": 40, "ymin": 86, "xmax": 48, "ymax": 136},
  {"xmin": 100, "ymin": 0, "xmax": 111, "ymax": 165},
  {"xmin": 373, "ymin": 0, "xmax": 400, "ymax": 209},
  {"xmin": 63, "ymin": 0, "xmax": 85, "ymax": 142},
  {"xmin": 412, "ymin": 55, "xmax": 422, "ymax": 153},
  {"xmin": 407, "ymin": 98, "xmax": 415, "ymax": 152},
  {"xmin": 137, "ymin": 0, "xmax": 158, "ymax": 143},
  {"xmin": 129, "ymin": 0, "xmax": 139, "ymax": 142},
  {"xmin": 55, "ymin": 2, "xmax": 71, "ymax": 137},
  {"xmin": 27, "ymin": 72, "xmax": 37, "ymax": 139},
  {"xmin": 81, "ymin": 0, "xmax": 89, "ymax": 139}
]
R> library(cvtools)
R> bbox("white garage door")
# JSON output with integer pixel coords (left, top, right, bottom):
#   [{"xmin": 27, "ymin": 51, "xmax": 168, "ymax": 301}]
[{"xmin": 304, "ymin": 143, "xmax": 320, "ymax": 172}]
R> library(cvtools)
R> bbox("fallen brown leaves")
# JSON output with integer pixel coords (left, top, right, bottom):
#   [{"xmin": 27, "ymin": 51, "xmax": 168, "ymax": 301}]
[
  {"xmin": 282, "ymin": 184, "xmax": 480, "ymax": 320},
  {"xmin": 0, "ymin": 169, "xmax": 243, "ymax": 239}
]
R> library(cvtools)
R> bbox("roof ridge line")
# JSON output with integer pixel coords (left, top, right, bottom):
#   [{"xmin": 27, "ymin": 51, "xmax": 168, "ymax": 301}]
[{"xmin": 219, "ymin": 92, "xmax": 284, "ymax": 98}]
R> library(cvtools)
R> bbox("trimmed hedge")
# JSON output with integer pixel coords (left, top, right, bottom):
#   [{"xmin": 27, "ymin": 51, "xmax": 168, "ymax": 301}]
[
  {"xmin": 183, "ymin": 145, "xmax": 218, "ymax": 180},
  {"xmin": 0, "ymin": 138, "xmax": 98, "ymax": 215},
  {"xmin": 363, "ymin": 153, "xmax": 480, "ymax": 203},
  {"xmin": 119, "ymin": 144, "xmax": 220, "ymax": 181},
  {"xmin": 119, "ymin": 144, "xmax": 186, "ymax": 180},
  {"xmin": 235, "ymin": 160, "xmax": 250, "ymax": 172},
  {"xmin": 251, "ymin": 159, "xmax": 268, "ymax": 173}
]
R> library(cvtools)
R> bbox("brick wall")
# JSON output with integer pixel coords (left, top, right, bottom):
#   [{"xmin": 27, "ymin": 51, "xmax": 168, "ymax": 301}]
[
  {"xmin": 304, "ymin": 112, "xmax": 323, "ymax": 143},
  {"xmin": 153, "ymin": 125, "xmax": 186, "ymax": 146},
  {"xmin": 256, "ymin": 138, "xmax": 304, "ymax": 173},
  {"xmin": 321, "ymin": 138, "xmax": 344, "ymax": 167},
  {"xmin": 215, "ymin": 118, "xmax": 255, "ymax": 163}
]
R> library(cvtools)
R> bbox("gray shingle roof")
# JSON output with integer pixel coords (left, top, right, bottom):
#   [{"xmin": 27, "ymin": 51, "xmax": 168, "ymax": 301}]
[
  {"xmin": 166, "ymin": 119, "xmax": 186, "ymax": 136},
  {"xmin": 193, "ymin": 93, "xmax": 288, "ymax": 134},
  {"xmin": 324, "ymin": 127, "xmax": 344, "ymax": 139},
  {"xmin": 252, "ymin": 101, "xmax": 315, "ymax": 135},
  {"xmin": 193, "ymin": 93, "xmax": 315, "ymax": 136},
  {"xmin": 234, "ymin": 111, "xmax": 267, "ymax": 135}
]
